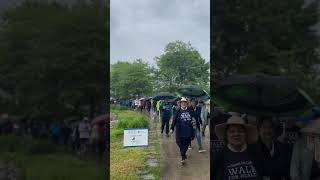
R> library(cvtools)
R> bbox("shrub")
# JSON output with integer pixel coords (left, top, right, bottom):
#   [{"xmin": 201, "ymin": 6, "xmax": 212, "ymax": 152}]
[
  {"xmin": 110, "ymin": 109, "xmax": 149, "ymax": 140},
  {"xmin": 110, "ymin": 128, "xmax": 123, "ymax": 141},
  {"xmin": 110, "ymin": 104, "xmax": 130, "ymax": 112},
  {"xmin": 115, "ymin": 111, "xmax": 148, "ymax": 129}
]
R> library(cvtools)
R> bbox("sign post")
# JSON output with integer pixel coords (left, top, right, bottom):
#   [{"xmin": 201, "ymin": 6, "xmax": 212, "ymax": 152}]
[{"xmin": 124, "ymin": 128, "xmax": 148, "ymax": 147}]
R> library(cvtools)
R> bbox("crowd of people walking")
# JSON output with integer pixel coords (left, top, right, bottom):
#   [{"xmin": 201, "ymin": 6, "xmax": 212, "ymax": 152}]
[
  {"xmin": 152, "ymin": 97, "xmax": 210, "ymax": 164},
  {"xmin": 0, "ymin": 114, "xmax": 106, "ymax": 162},
  {"xmin": 211, "ymin": 110, "xmax": 320, "ymax": 180},
  {"xmin": 112, "ymin": 91, "xmax": 320, "ymax": 180}
]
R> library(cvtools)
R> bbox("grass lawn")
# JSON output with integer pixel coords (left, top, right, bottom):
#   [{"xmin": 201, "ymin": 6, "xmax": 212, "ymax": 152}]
[
  {"xmin": 0, "ymin": 152, "xmax": 106, "ymax": 180},
  {"xmin": 110, "ymin": 139, "xmax": 146, "ymax": 180},
  {"xmin": 110, "ymin": 105, "xmax": 160, "ymax": 180},
  {"xmin": 0, "ymin": 135, "xmax": 106, "ymax": 180}
]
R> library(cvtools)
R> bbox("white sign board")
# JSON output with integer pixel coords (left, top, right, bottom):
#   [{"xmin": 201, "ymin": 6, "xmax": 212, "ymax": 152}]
[{"xmin": 124, "ymin": 128, "xmax": 148, "ymax": 147}]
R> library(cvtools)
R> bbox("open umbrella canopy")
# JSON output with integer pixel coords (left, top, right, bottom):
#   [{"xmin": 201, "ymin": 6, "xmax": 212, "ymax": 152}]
[
  {"xmin": 152, "ymin": 92, "xmax": 176, "ymax": 101},
  {"xmin": 213, "ymin": 73, "xmax": 314, "ymax": 116},
  {"xmin": 176, "ymin": 85, "xmax": 208, "ymax": 98}
]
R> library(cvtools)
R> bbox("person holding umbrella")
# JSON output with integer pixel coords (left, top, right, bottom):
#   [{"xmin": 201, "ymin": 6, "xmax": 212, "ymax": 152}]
[
  {"xmin": 290, "ymin": 119, "xmax": 320, "ymax": 180},
  {"xmin": 173, "ymin": 98, "xmax": 181, "ymax": 115},
  {"xmin": 160, "ymin": 98, "xmax": 173, "ymax": 137},
  {"xmin": 253, "ymin": 117, "xmax": 290, "ymax": 180},
  {"xmin": 170, "ymin": 97, "xmax": 195, "ymax": 164},
  {"xmin": 156, "ymin": 100, "xmax": 161, "ymax": 117},
  {"xmin": 211, "ymin": 116, "xmax": 263, "ymax": 180},
  {"xmin": 190, "ymin": 98, "xmax": 206, "ymax": 153},
  {"xmin": 201, "ymin": 99, "xmax": 210, "ymax": 137}
]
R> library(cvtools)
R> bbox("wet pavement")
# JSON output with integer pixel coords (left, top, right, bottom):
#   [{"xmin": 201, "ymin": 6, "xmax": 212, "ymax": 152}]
[{"xmin": 160, "ymin": 120, "xmax": 210, "ymax": 180}]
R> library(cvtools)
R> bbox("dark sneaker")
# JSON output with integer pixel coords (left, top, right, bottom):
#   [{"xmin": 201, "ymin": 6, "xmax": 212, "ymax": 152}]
[{"xmin": 181, "ymin": 159, "xmax": 185, "ymax": 165}]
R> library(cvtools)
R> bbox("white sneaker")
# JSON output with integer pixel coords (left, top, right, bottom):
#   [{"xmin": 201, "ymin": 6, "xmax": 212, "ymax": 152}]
[{"xmin": 198, "ymin": 149, "xmax": 206, "ymax": 153}]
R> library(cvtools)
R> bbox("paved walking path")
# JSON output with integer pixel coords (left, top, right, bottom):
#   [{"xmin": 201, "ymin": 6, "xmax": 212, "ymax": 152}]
[
  {"xmin": 159, "ymin": 117, "xmax": 210, "ymax": 180},
  {"xmin": 138, "ymin": 110, "xmax": 160, "ymax": 180}
]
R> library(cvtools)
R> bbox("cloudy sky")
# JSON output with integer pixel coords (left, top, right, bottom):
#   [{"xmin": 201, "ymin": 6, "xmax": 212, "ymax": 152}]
[{"xmin": 110, "ymin": 0, "xmax": 210, "ymax": 65}]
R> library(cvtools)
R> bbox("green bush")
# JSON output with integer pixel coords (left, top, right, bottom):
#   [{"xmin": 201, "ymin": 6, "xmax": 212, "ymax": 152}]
[
  {"xmin": 110, "ymin": 104, "xmax": 130, "ymax": 111},
  {"xmin": 110, "ymin": 109, "xmax": 149, "ymax": 140},
  {"xmin": 0, "ymin": 136, "xmax": 57, "ymax": 155},
  {"xmin": 110, "ymin": 128, "xmax": 123, "ymax": 141},
  {"xmin": 116, "ymin": 112, "xmax": 148, "ymax": 129}
]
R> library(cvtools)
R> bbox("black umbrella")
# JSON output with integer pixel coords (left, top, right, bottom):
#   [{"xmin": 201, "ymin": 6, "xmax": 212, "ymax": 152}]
[
  {"xmin": 213, "ymin": 73, "xmax": 314, "ymax": 116},
  {"xmin": 176, "ymin": 85, "xmax": 208, "ymax": 98},
  {"xmin": 152, "ymin": 92, "xmax": 176, "ymax": 101}
]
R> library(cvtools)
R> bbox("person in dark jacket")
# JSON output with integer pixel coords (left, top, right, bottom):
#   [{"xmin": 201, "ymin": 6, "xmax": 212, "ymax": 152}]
[
  {"xmin": 190, "ymin": 99, "xmax": 206, "ymax": 153},
  {"xmin": 253, "ymin": 117, "xmax": 290, "ymax": 180},
  {"xmin": 173, "ymin": 100, "xmax": 181, "ymax": 115},
  {"xmin": 290, "ymin": 119, "xmax": 320, "ymax": 180},
  {"xmin": 170, "ymin": 97, "xmax": 195, "ymax": 165},
  {"xmin": 160, "ymin": 98, "xmax": 173, "ymax": 137},
  {"xmin": 211, "ymin": 116, "xmax": 263, "ymax": 180}
]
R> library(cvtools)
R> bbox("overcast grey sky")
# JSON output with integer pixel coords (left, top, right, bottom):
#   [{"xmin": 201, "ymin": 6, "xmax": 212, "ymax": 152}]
[{"xmin": 110, "ymin": 0, "xmax": 210, "ymax": 65}]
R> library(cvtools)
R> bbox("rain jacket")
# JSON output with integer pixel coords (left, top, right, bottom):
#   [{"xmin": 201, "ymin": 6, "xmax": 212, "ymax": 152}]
[
  {"xmin": 159, "ymin": 101, "xmax": 173, "ymax": 119},
  {"xmin": 290, "ymin": 137, "xmax": 320, "ymax": 180},
  {"xmin": 201, "ymin": 105, "xmax": 209, "ymax": 127},
  {"xmin": 156, "ymin": 101, "xmax": 161, "ymax": 112}
]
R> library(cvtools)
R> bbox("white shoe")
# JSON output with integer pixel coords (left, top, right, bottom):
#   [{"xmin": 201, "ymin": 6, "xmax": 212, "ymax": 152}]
[{"xmin": 198, "ymin": 149, "xmax": 206, "ymax": 153}]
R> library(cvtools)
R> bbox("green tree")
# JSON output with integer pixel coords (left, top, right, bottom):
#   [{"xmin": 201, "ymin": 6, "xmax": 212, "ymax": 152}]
[
  {"xmin": 155, "ymin": 41, "xmax": 209, "ymax": 93},
  {"xmin": 0, "ymin": 1, "xmax": 108, "ymax": 118},
  {"xmin": 111, "ymin": 59, "xmax": 153, "ymax": 99},
  {"xmin": 212, "ymin": 0, "xmax": 320, "ymax": 100}
]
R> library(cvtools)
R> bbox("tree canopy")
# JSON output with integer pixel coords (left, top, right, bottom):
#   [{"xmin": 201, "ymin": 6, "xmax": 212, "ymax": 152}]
[
  {"xmin": 0, "ymin": 1, "xmax": 108, "ymax": 118},
  {"xmin": 110, "ymin": 59, "xmax": 153, "ymax": 99},
  {"xmin": 111, "ymin": 41, "xmax": 209, "ymax": 98},
  {"xmin": 155, "ymin": 41, "xmax": 209, "ymax": 93},
  {"xmin": 212, "ymin": 0, "xmax": 320, "ymax": 100}
]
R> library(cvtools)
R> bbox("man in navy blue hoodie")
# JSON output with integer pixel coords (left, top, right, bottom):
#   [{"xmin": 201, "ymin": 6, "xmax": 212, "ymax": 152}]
[
  {"xmin": 160, "ymin": 98, "xmax": 173, "ymax": 137},
  {"xmin": 170, "ymin": 97, "xmax": 195, "ymax": 164}
]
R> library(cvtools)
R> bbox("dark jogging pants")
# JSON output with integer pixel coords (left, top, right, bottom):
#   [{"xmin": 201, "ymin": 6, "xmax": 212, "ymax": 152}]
[
  {"xmin": 161, "ymin": 116, "xmax": 170, "ymax": 134},
  {"xmin": 176, "ymin": 136, "xmax": 192, "ymax": 160}
]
